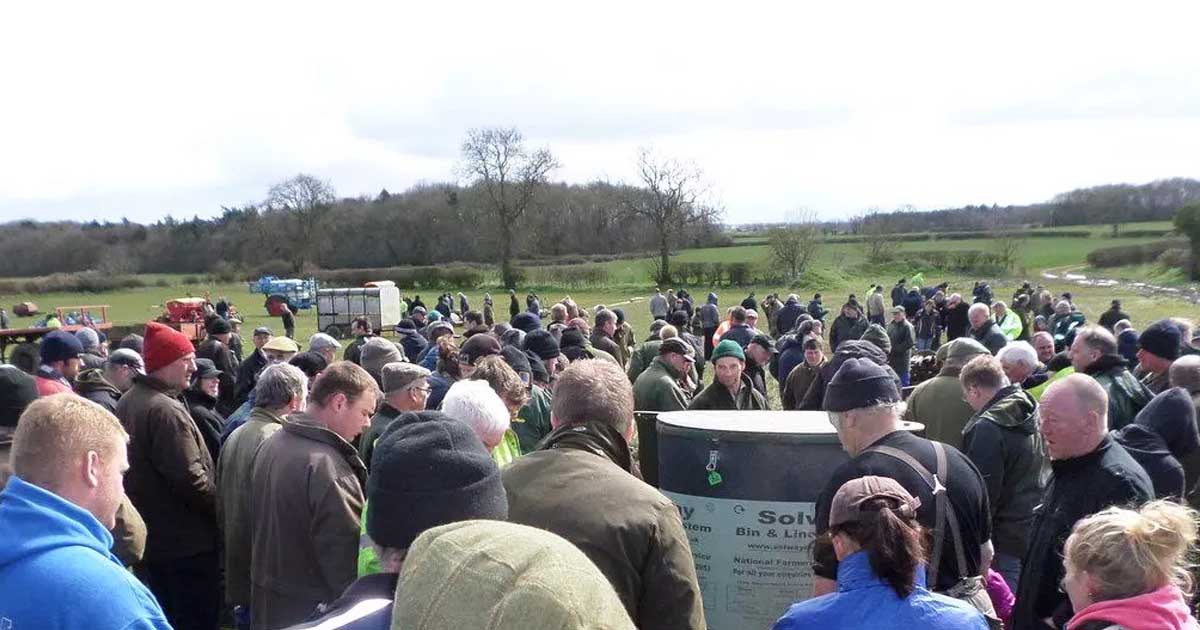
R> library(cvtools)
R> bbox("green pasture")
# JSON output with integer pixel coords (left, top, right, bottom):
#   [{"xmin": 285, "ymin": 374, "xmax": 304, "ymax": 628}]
[
  {"xmin": 598, "ymin": 234, "xmax": 1166, "ymax": 286},
  {"xmin": 730, "ymin": 220, "xmax": 1175, "ymax": 244}
]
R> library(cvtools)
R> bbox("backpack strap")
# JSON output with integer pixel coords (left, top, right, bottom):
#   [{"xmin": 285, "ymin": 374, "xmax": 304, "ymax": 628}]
[{"xmin": 862, "ymin": 443, "xmax": 969, "ymax": 588}]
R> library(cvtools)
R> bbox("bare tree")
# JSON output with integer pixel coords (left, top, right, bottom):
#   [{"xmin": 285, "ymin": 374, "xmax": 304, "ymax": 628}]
[
  {"xmin": 622, "ymin": 147, "xmax": 719, "ymax": 285},
  {"xmin": 860, "ymin": 208, "xmax": 894, "ymax": 263},
  {"xmin": 265, "ymin": 174, "xmax": 337, "ymax": 271},
  {"xmin": 766, "ymin": 209, "xmax": 823, "ymax": 280},
  {"xmin": 458, "ymin": 127, "xmax": 559, "ymax": 288}
]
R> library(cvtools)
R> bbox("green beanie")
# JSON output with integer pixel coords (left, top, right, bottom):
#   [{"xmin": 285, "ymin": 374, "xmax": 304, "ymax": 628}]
[{"xmin": 712, "ymin": 339, "xmax": 745, "ymax": 362}]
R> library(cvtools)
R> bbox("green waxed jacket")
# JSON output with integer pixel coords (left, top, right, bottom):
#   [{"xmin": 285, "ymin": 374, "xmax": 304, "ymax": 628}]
[
  {"xmin": 513, "ymin": 384, "xmax": 553, "ymax": 454},
  {"xmin": 1084, "ymin": 355, "xmax": 1153, "ymax": 430},
  {"xmin": 633, "ymin": 356, "xmax": 690, "ymax": 412},
  {"xmin": 903, "ymin": 365, "xmax": 976, "ymax": 451}
]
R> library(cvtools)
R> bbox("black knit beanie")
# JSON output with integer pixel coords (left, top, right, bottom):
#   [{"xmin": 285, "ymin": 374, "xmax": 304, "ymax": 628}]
[
  {"xmin": 823, "ymin": 357, "xmax": 902, "ymax": 412},
  {"xmin": 1139, "ymin": 319, "xmax": 1182, "ymax": 361},
  {"xmin": 523, "ymin": 329, "xmax": 561, "ymax": 361},
  {"xmin": 367, "ymin": 414, "xmax": 508, "ymax": 550}
]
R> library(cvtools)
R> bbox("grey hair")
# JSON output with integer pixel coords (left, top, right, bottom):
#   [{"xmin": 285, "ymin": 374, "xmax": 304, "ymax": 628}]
[
  {"xmin": 1113, "ymin": 319, "xmax": 1134, "ymax": 334},
  {"xmin": 1075, "ymin": 325, "xmax": 1118, "ymax": 356},
  {"xmin": 968, "ymin": 303, "xmax": 990, "ymax": 318},
  {"xmin": 827, "ymin": 400, "xmax": 908, "ymax": 428},
  {"xmin": 253, "ymin": 363, "xmax": 308, "ymax": 409},
  {"xmin": 997, "ymin": 341, "xmax": 1039, "ymax": 369}
]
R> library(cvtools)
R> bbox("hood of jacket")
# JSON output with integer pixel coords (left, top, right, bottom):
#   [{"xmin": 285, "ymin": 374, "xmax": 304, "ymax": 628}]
[
  {"xmin": 1116, "ymin": 387, "xmax": 1200, "ymax": 459},
  {"xmin": 821, "ymin": 340, "xmax": 898, "ymax": 384},
  {"xmin": 707, "ymin": 292, "xmax": 718, "ymax": 304},
  {"xmin": 541, "ymin": 421, "xmax": 634, "ymax": 475},
  {"xmin": 974, "ymin": 384, "xmax": 1038, "ymax": 434},
  {"xmin": 860, "ymin": 323, "xmax": 892, "ymax": 354},
  {"xmin": 777, "ymin": 334, "xmax": 805, "ymax": 355},
  {"xmin": 1084, "ymin": 353, "xmax": 1129, "ymax": 377},
  {"xmin": 0, "ymin": 475, "xmax": 119, "ymax": 572},
  {"xmin": 1068, "ymin": 584, "xmax": 1200, "ymax": 630},
  {"xmin": 73, "ymin": 368, "xmax": 121, "ymax": 398}
]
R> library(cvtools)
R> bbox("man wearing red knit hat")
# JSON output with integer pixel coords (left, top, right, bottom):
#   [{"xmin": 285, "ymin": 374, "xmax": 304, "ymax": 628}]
[{"xmin": 115, "ymin": 321, "xmax": 220, "ymax": 630}]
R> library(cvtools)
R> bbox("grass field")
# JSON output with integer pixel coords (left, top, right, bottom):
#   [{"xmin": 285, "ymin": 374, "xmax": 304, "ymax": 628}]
[{"xmin": 598, "ymin": 235, "xmax": 1168, "ymax": 286}]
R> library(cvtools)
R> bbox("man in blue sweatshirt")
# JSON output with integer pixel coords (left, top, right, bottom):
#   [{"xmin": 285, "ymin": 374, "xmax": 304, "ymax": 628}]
[{"xmin": 0, "ymin": 395, "xmax": 170, "ymax": 630}]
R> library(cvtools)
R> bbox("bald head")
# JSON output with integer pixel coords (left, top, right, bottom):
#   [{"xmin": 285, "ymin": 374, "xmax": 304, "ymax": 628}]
[
  {"xmin": 1170, "ymin": 355, "xmax": 1200, "ymax": 395},
  {"xmin": 1039, "ymin": 374, "xmax": 1109, "ymax": 460}
]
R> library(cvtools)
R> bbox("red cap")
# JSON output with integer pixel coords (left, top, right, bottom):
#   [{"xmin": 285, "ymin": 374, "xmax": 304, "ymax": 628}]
[{"xmin": 143, "ymin": 322, "xmax": 195, "ymax": 373}]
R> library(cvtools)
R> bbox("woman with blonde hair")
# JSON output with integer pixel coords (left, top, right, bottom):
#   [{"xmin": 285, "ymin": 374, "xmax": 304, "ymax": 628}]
[{"xmin": 1063, "ymin": 500, "xmax": 1200, "ymax": 630}]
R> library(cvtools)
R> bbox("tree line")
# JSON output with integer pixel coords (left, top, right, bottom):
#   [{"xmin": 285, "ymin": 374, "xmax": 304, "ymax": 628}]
[
  {"xmin": 0, "ymin": 129, "xmax": 726, "ymax": 282},
  {"xmin": 813, "ymin": 177, "xmax": 1200, "ymax": 235}
]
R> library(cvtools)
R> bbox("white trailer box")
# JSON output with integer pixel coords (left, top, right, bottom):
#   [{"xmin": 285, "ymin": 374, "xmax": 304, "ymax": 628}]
[{"xmin": 317, "ymin": 282, "xmax": 402, "ymax": 338}]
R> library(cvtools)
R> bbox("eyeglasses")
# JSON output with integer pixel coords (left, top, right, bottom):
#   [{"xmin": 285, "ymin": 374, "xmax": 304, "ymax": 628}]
[{"xmin": 412, "ymin": 386, "xmax": 433, "ymax": 394}]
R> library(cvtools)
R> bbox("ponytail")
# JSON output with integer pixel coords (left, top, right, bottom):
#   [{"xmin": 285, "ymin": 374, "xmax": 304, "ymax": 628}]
[{"xmin": 834, "ymin": 497, "xmax": 926, "ymax": 599}]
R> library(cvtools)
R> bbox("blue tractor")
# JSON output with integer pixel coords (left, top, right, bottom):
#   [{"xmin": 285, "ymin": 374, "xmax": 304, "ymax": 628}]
[{"xmin": 248, "ymin": 276, "xmax": 319, "ymax": 314}]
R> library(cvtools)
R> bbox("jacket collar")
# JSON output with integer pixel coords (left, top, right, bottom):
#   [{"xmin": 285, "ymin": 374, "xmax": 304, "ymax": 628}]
[
  {"xmin": 1083, "ymin": 353, "xmax": 1128, "ymax": 376},
  {"xmin": 284, "ymin": 412, "xmax": 368, "ymax": 484},
  {"xmin": 541, "ymin": 421, "xmax": 635, "ymax": 475},
  {"xmin": 35, "ymin": 364, "xmax": 69, "ymax": 385},
  {"xmin": 133, "ymin": 373, "xmax": 183, "ymax": 396},
  {"xmin": 1052, "ymin": 434, "xmax": 1116, "ymax": 475},
  {"xmin": 836, "ymin": 550, "xmax": 927, "ymax": 592},
  {"xmin": 653, "ymin": 355, "xmax": 683, "ymax": 379},
  {"xmin": 247, "ymin": 406, "xmax": 287, "ymax": 426},
  {"xmin": 185, "ymin": 387, "xmax": 217, "ymax": 408},
  {"xmin": 980, "ymin": 384, "xmax": 1021, "ymax": 414},
  {"xmin": 375, "ymin": 402, "xmax": 403, "ymax": 421},
  {"xmin": 936, "ymin": 364, "xmax": 965, "ymax": 378}
]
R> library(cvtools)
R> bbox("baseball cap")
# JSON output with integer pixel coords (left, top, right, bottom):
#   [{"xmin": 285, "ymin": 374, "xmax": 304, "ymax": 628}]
[
  {"xmin": 658, "ymin": 338, "xmax": 695, "ymax": 363},
  {"xmin": 106, "ymin": 348, "xmax": 145, "ymax": 374},
  {"xmin": 829, "ymin": 476, "xmax": 921, "ymax": 529}
]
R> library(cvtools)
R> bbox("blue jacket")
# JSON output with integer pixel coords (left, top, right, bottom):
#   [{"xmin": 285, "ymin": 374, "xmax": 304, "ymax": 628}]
[
  {"xmin": 776, "ymin": 334, "xmax": 806, "ymax": 385},
  {"xmin": 773, "ymin": 551, "xmax": 986, "ymax": 630},
  {"xmin": 0, "ymin": 475, "xmax": 171, "ymax": 630}
]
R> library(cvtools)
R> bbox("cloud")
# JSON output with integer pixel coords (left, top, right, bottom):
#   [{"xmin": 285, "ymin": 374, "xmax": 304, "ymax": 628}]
[{"xmin": 2, "ymin": 0, "xmax": 1200, "ymax": 224}]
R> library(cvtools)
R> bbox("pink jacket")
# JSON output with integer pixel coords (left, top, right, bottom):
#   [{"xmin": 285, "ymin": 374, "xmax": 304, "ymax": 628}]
[{"xmin": 1068, "ymin": 585, "xmax": 1200, "ymax": 630}]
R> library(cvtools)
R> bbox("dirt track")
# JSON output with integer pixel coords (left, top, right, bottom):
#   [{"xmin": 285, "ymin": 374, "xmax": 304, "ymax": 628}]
[{"xmin": 1041, "ymin": 264, "xmax": 1200, "ymax": 306}]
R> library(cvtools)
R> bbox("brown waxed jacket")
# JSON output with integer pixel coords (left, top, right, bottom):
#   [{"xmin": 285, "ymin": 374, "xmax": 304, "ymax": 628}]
[
  {"xmin": 249, "ymin": 413, "xmax": 366, "ymax": 619},
  {"xmin": 116, "ymin": 374, "xmax": 218, "ymax": 562}
]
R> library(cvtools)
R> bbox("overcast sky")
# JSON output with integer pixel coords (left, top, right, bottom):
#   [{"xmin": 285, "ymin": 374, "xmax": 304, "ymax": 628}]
[{"xmin": 3, "ymin": 1, "xmax": 1199, "ymax": 225}]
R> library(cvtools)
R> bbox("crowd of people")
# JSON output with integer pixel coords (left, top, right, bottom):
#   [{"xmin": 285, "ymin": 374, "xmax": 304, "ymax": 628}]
[{"xmin": 2, "ymin": 277, "xmax": 1200, "ymax": 630}]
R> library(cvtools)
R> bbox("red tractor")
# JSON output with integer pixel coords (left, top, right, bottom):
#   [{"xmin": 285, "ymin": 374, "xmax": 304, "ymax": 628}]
[{"xmin": 157, "ymin": 298, "xmax": 211, "ymax": 346}]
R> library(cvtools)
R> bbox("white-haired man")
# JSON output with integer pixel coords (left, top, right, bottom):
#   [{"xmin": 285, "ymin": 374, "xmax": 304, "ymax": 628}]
[
  {"xmin": 996, "ymin": 341, "xmax": 1041, "ymax": 389},
  {"xmin": 968, "ymin": 302, "xmax": 1007, "ymax": 355}
]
